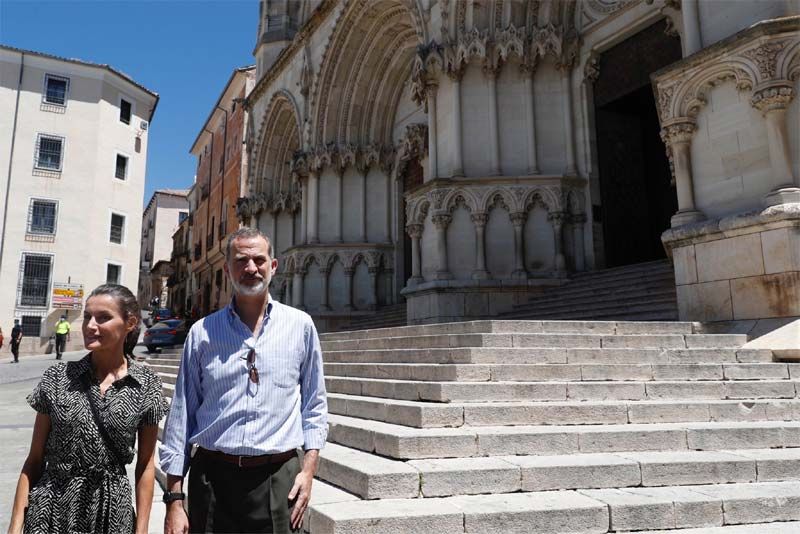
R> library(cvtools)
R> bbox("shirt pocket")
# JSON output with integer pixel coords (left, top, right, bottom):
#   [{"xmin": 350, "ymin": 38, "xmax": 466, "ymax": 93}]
[{"xmin": 266, "ymin": 348, "xmax": 302, "ymax": 389}]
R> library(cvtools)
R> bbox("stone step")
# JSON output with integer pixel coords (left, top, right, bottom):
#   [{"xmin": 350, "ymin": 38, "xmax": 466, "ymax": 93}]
[
  {"xmin": 319, "ymin": 443, "xmax": 800, "ymax": 500},
  {"xmin": 327, "ymin": 393, "xmax": 800, "ymax": 428},
  {"xmin": 307, "ymin": 481, "xmax": 800, "ymax": 533},
  {"xmin": 323, "ymin": 362, "xmax": 797, "ymax": 383},
  {"xmin": 324, "ymin": 376, "xmax": 798, "ymax": 403},
  {"xmin": 569, "ymin": 259, "xmax": 673, "ymax": 278},
  {"xmin": 637, "ymin": 523, "xmax": 800, "ymax": 534},
  {"xmin": 510, "ymin": 297, "xmax": 679, "ymax": 319},
  {"xmin": 320, "ymin": 333, "xmax": 747, "ymax": 352},
  {"xmin": 148, "ymin": 363, "xmax": 180, "ymax": 374},
  {"xmin": 322, "ymin": 347, "xmax": 772, "ymax": 365},
  {"xmin": 512, "ymin": 305, "xmax": 681, "ymax": 322},
  {"xmin": 320, "ymin": 319, "xmax": 697, "ymax": 341},
  {"xmin": 513, "ymin": 287, "xmax": 677, "ymax": 313},
  {"xmin": 326, "ymin": 414, "xmax": 800, "ymax": 459}
]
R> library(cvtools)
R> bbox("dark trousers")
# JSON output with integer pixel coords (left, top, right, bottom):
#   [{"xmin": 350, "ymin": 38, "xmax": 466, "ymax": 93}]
[
  {"xmin": 55, "ymin": 333, "xmax": 67, "ymax": 357},
  {"xmin": 11, "ymin": 342, "xmax": 19, "ymax": 361},
  {"xmin": 188, "ymin": 451, "xmax": 301, "ymax": 534}
]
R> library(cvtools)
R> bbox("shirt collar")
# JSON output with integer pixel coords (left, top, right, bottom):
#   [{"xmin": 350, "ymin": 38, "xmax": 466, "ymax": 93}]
[
  {"xmin": 226, "ymin": 294, "xmax": 275, "ymax": 325},
  {"xmin": 70, "ymin": 352, "xmax": 144, "ymax": 386}
]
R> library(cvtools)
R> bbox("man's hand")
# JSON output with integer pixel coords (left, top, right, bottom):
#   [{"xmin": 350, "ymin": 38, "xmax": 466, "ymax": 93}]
[
  {"xmin": 164, "ymin": 501, "xmax": 189, "ymax": 534},
  {"xmin": 288, "ymin": 469, "xmax": 313, "ymax": 530}
]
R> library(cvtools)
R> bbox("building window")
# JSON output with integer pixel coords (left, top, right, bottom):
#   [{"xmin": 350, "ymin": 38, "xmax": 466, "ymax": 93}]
[
  {"xmin": 43, "ymin": 74, "xmax": 69, "ymax": 106},
  {"xmin": 110, "ymin": 213, "xmax": 125, "ymax": 244},
  {"xmin": 21, "ymin": 315, "xmax": 43, "ymax": 337},
  {"xmin": 179, "ymin": 211, "xmax": 189, "ymax": 223},
  {"xmin": 115, "ymin": 154, "xmax": 128, "ymax": 180},
  {"xmin": 27, "ymin": 199, "xmax": 58, "ymax": 235},
  {"xmin": 106, "ymin": 263, "xmax": 122, "ymax": 284},
  {"xmin": 120, "ymin": 98, "xmax": 132, "ymax": 124},
  {"xmin": 35, "ymin": 135, "xmax": 64, "ymax": 171},
  {"xmin": 19, "ymin": 254, "xmax": 52, "ymax": 307}
]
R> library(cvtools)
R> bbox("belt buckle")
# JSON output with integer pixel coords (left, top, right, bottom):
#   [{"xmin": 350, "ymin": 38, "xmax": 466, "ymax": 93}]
[{"xmin": 238, "ymin": 455, "xmax": 244, "ymax": 468}]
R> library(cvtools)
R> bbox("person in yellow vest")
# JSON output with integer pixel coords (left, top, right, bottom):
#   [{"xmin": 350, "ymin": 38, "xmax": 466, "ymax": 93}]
[{"xmin": 54, "ymin": 316, "xmax": 70, "ymax": 360}]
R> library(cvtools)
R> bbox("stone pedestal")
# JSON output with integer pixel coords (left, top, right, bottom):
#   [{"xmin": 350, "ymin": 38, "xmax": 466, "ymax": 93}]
[{"xmin": 663, "ymin": 203, "xmax": 800, "ymax": 322}]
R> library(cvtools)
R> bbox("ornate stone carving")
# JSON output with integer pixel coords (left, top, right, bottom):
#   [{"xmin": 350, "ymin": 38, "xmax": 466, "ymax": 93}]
[
  {"xmin": 751, "ymin": 84, "xmax": 795, "ymax": 113},
  {"xmin": 429, "ymin": 188, "xmax": 449, "ymax": 210},
  {"xmin": 470, "ymin": 213, "xmax": 489, "ymax": 227},
  {"xmin": 406, "ymin": 223, "xmax": 424, "ymax": 239},
  {"xmin": 509, "ymin": 212, "xmax": 527, "ymax": 226},
  {"xmin": 584, "ymin": 53, "xmax": 600, "ymax": 84},
  {"xmin": 742, "ymin": 41, "xmax": 788, "ymax": 80},
  {"xmin": 431, "ymin": 213, "xmax": 452, "ymax": 229},
  {"xmin": 548, "ymin": 211, "xmax": 566, "ymax": 227},
  {"xmin": 660, "ymin": 120, "xmax": 697, "ymax": 146}
]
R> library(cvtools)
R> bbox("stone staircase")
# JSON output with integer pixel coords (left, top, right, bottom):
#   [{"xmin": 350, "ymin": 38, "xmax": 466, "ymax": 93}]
[
  {"xmin": 336, "ymin": 302, "xmax": 407, "ymax": 331},
  {"xmin": 146, "ymin": 320, "xmax": 800, "ymax": 533},
  {"xmin": 501, "ymin": 260, "xmax": 679, "ymax": 321}
]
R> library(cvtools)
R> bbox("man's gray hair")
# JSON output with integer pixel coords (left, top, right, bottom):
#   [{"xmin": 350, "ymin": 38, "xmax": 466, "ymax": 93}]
[{"xmin": 225, "ymin": 227, "xmax": 273, "ymax": 259}]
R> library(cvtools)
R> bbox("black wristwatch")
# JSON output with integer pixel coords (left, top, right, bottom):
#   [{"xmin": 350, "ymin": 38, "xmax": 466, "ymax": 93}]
[{"xmin": 162, "ymin": 491, "xmax": 186, "ymax": 504}]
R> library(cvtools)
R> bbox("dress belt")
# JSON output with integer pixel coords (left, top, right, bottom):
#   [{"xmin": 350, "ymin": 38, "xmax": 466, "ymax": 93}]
[{"xmin": 196, "ymin": 447, "xmax": 296, "ymax": 468}]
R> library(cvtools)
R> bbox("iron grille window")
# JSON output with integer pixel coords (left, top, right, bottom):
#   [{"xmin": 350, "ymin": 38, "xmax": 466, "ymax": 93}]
[
  {"xmin": 115, "ymin": 154, "xmax": 128, "ymax": 180},
  {"xmin": 120, "ymin": 98, "xmax": 132, "ymax": 124},
  {"xmin": 179, "ymin": 211, "xmax": 188, "ymax": 223},
  {"xmin": 35, "ymin": 135, "xmax": 64, "ymax": 171},
  {"xmin": 19, "ymin": 254, "xmax": 52, "ymax": 307},
  {"xmin": 21, "ymin": 315, "xmax": 43, "ymax": 337},
  {"xmin": 44, "ymin": 74, "xmax": 69, "ymax": 106},
  {"xmin": 28, "ymin": 199, "xmax": 57, "ymax": 235},
  {"xmin": 110, "ymin": 213, "xmax": 125, "ymax": 244},
  {"xmin": 106, "ymin": 263, "xmax": 121, "ymax": 284}
]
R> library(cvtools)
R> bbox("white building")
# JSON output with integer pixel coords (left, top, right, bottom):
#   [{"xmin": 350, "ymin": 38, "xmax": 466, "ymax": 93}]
[
  {"xmin": 0, "ymin": 45, "xmax": 158, "ymax": 355},
  {"xmin": 137, "ymin": 189, "xmax": 189, "ymax": 310}
]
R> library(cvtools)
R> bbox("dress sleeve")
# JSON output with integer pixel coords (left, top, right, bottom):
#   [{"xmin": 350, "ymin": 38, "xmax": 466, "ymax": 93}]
[
  {"xmin": 27, "ymin": 365, "xmax": 59, "ymax": 414},
  {"xmin": 140, "ymin": 373, "xmax": 169, "ymax": 427}
]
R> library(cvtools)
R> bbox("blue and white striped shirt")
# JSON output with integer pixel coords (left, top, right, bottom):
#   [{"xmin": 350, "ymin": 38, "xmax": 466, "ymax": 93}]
[{"xmin": 159, "ymin": 297, "xmax": 328, "ymax": 477}]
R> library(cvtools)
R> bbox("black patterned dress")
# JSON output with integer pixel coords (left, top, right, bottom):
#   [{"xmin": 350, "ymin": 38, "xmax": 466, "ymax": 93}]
[{"xmin": 24, "ymin": 354, "xmax": 168, "ymax": 534}]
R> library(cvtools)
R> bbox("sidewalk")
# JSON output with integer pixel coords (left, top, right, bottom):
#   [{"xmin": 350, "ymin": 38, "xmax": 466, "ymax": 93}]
[{"xmin": 0, "ymin": 346, "xmax": 165, "ymax": 533}]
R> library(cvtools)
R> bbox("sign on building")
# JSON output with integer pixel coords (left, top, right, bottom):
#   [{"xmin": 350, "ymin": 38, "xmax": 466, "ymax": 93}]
[{"xmin": 52, "ymin": 283, "xmax": 84, "ymax": 309}]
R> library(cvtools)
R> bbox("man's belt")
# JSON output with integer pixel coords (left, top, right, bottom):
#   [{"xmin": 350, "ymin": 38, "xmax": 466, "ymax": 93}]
[{"xmin": 196, "ymin": 447, "xmax": 296, "ymax": 468}]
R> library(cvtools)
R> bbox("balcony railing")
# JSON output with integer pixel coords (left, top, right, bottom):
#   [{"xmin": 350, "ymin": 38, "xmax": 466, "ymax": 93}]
[{"xmin": 194, "ymin": 243, "xmax": 201, "ymax": 260}]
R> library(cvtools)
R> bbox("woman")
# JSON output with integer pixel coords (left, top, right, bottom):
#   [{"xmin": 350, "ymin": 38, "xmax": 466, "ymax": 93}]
[{"xmin": 7, "ymin": 284, "xmax": 168, "ymax": 534}]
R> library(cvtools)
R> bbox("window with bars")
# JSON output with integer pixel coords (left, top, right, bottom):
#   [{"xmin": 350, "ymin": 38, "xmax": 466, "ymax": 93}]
[
  {"xmin": 106, "ymin": 263, "xmax": 121, "ymax": 284},
  {"xmin": 28, "ymin": 199, "xmax": 58, "ymax": 235},
  {"xmin": 110, "ymin": 213, "xmax": 125, "ymax": 244},
  {"xmin": 35, "ymin": 134, "xmax": 64, "ymax": 171},
  {"xmin": 43, "ymin": 74, "xmax": 69, "ymax": 106},
  {"xmin": 115, "ymin": 154, "xmax": 128, "ymax": 180},
  {"xmin": 179, "ymin": 211, "xmax": 189, "ymax": 223},
  {"xmin": 21, "ymin": 315, "xmax": 44, "ymax": 337},
  {"xmin": 19, "ymin": 254, "xmax": 52, "ymax": 307},
  {"xmin": 120, "ymin": 98, "xmax": 132, "ymax": 124}
]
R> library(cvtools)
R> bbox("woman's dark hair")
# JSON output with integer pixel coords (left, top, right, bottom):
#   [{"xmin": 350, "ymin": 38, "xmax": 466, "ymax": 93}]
[{"xmin": 88, "ymin": 284, "xmax": 141, "ymax": 357}]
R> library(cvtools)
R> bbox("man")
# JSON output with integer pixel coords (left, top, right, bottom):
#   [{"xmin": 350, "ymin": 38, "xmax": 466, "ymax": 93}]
[
  {"xmin": 160, "ymin": 227, "xmax": 327, "ymax": 534},
  {"xmin": 54, "ymin": 314, "xmax": 70, "ymax": 359},
  {"xmin": 10, "ymin": 320, "xmax": 22, "ymax": 363}
]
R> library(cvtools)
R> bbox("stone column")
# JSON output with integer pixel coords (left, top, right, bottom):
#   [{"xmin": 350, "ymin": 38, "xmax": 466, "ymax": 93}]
[
  {"xmin": 427, "ymin": 83, "xmax": 439, "ymax": 179},
  {"xmin": 289, "ymin": 212, "xmax": 296, "ymax": 247},
  {"xmin": 359, "ymin": 170, "xmax": 368, "ymax": 242},
  {"xmin": 335, "ymin": 169, "xmax": 344, "ymax": 242},
  {"xmin": 549, "ymin": 212, "xmax": 567, "ymax": 272},
  {"xmin": 270, "ymin": 212, "xmax": 278, "ymax": 251},
  {"xmin": 407, "ymin": 223, "xmax": 424, "ymax": 285},
  {"xmin": 319, "ymin": 266, "xmax": 331, "ymax": 311},
  {"xmin": 486, "ymin": 67, "xmax": 501, "ymax": 176},
  {"xmin": 431, "ymin": 213, "xmax": 453, "ymax": 280},
  {"xmin": 450, "ymin": 72, "xmax": 464, "ymax": 177},
  {"xmin": 307, "ymin": 171, "xmax": 320, "ymax": 243},
  {"xmin": 753, "ymin": 85, "xmax": 799, "ymax": 206},
  {"xmin": 471, "ymin": 213, "xmax": 489, "ymax": 279},
  {"xmin": 510, "ymin": 212, "xmax": 528, "ymax": 280},
  {"xmin": 300, "ymin": 179, "xmax": 308, "ymax": 244},
  {"xmin": 292, "ymin": 269, "xmax": 305, "ymax": 310},
  {"xmin": 522, "ymin": 67, "xmax": 539, "ymax": 174},
  {"xmin": 286, "ymin": 276, "xmax": 293, "ymax": 305},
  {"xmin": 661, "ymin": 120, "xmax": 705, "ymax": 226},
  {"xmin": 384, "ymin": 172, "xmax": 392, "ymax": 243},
  {"xmin": 368, "ymin": 266, "xmax": 379, "ymax": 310},
  {"xmin": 343, "ymin": 268, "xmax": 354, "ymax": 311},
  {"xmin": 561, "ymin": 68, "xmax": 577, "ymax": 175},
  {"xmin": 571, "ymin": 213, "xmax": 587, "ymax": 272},
  {"xmin": 681, "ymin": 0, "xmax": 702, "ymax": 56}
]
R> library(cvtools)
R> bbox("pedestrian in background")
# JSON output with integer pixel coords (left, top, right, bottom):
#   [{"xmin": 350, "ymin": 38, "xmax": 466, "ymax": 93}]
[
  {"xmin": 54, "ymin": 315, "xmax": 70, "ymax": 360},
  {"xmin": 10, "ymin": 320, "xmax": 22, "ymax": 363},
  {"xmin": 0, "ymin": 327, "xmax": 4, "ymax": 350},
  {"xmin": 6, "ymin": 284, "xmax": 168, "ymax": 534}
]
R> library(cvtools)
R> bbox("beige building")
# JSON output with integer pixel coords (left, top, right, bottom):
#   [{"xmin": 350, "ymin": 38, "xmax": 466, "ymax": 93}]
[
  {"xmin": 239, "ymin": 1, "xmax": 800, "ymax": 331},
  {"xmin": 0, "ymin": 45, "xmax": 158, "ymax": 355},
  {"xmin": 137, "ymin": 189, "xmax": 189, "ymax": 310}
]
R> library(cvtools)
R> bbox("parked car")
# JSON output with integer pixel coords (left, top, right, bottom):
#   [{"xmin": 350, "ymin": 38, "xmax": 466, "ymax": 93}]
[{"xmin": 143, "ymin": 319, "xmax": 187, "ymax": 353}]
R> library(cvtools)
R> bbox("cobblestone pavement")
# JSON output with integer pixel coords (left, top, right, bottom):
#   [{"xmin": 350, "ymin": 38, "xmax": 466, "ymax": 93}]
[{"xmin": 0, "ymin": 343, "xmax": 165, "ymax": 532}]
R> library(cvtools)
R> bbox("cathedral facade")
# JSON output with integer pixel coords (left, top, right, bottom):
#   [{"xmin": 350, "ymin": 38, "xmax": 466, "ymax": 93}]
[{"xmin": 239, "ymin": 0, "xmax": 800, "ymax": 330}]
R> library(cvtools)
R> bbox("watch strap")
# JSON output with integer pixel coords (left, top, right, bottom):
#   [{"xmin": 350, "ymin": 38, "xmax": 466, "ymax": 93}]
[{"xmin": 162, "ymin": 491, "xmax": 186, "ymax": 503}]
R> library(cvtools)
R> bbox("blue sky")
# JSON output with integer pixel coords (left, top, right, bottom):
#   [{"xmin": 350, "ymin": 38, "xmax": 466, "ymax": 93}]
[{"xmin": 1, "ymin": 0, "xmax": 257, "ymax": 205}]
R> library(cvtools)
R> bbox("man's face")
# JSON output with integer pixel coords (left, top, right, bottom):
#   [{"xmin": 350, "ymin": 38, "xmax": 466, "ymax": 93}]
[{"xmin": 224, "ymin": 236, "xmax": 278, "ymax": 297}]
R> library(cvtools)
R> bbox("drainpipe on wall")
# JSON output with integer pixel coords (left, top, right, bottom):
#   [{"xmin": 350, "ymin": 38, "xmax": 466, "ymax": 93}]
[
  {"xmin": 0, "ymin": 52, "xmax": 24, "ymax": 276},
  {"xmin": 202, "ymin": 128, "xmax": 215, "ymax": 312},
  {"xmin": 216, "ymin": 105, "xmax": 229, "ymax": 257}
]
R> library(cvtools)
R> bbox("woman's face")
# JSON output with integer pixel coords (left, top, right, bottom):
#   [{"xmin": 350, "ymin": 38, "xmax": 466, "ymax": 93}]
[{"xmin": 82, "ymin": 295, "xmax": 135, "ymax": 352}]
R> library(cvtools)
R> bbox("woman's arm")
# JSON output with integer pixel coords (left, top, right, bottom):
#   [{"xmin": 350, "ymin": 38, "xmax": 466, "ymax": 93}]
[
  {"xmin": 7, "ymin": 413, "xmax": 50, "ymax": 534},
  {"xmin": 134, "ymin": 424, "xmax": 159, "ymax": 534}
]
